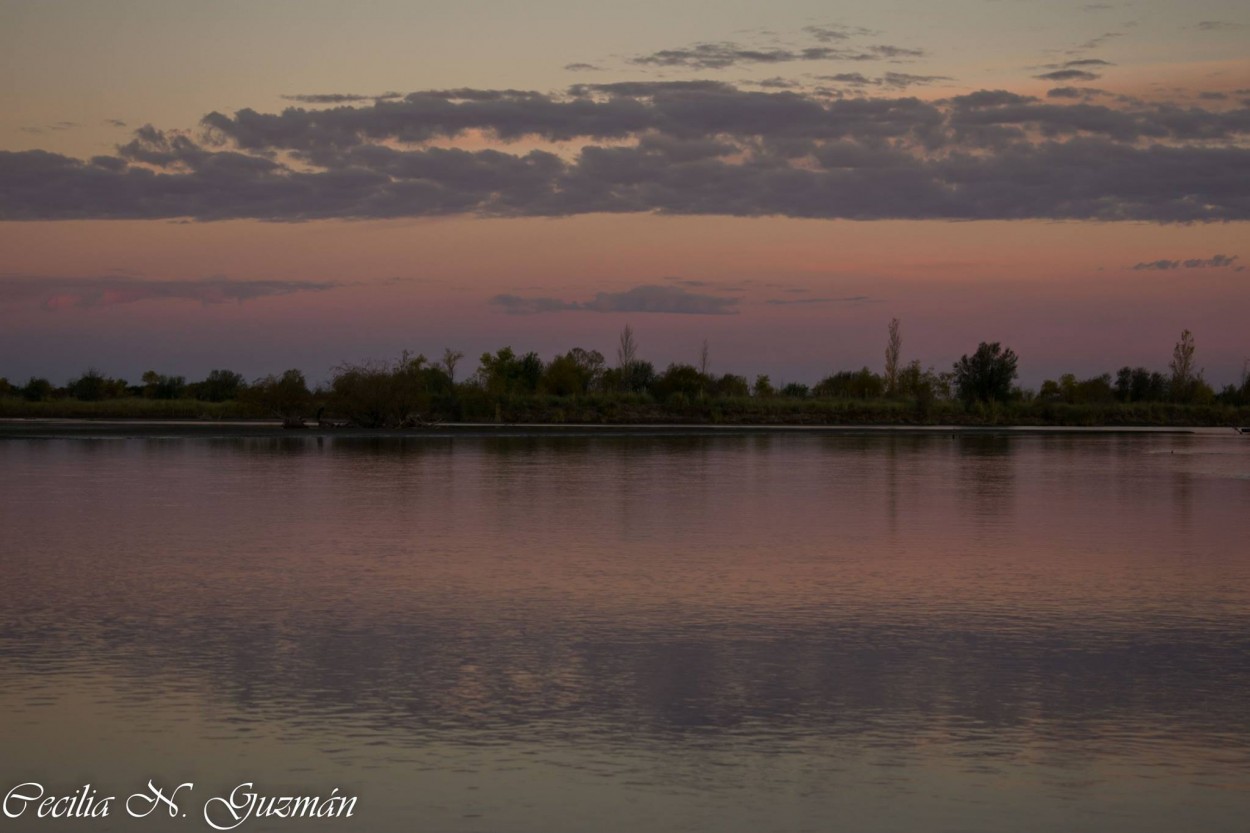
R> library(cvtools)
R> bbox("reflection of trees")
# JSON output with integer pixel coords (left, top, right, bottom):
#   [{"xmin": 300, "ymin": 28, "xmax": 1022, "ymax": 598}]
[{"xmin": 955, "ymin": 434, "xmax": 1016, "ymax": 531}]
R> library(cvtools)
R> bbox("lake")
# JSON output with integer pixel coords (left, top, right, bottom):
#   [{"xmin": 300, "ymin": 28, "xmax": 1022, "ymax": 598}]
[{"xmin": 1, "ymin": 427, "xmax": 1248, "ymax": 832}]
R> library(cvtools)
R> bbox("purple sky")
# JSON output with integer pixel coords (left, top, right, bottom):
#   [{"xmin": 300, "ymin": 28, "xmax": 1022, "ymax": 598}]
[{"xmin": 1, "ymin": 1, "xmax": 1247, "ymax": 387}]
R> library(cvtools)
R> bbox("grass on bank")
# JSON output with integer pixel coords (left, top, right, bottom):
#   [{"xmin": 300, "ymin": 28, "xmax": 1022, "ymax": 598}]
[
  {"xmin": 3, "ymin": 393, "xmax": 1248, "ymax": 427},
  {"xmin": 0, "ymin": 397, "xmax": 265, "ymax": 420}
]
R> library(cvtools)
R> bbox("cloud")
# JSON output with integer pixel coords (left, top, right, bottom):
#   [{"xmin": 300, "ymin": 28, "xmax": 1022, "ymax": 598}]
[
  {"xmin": 491, "ymin": 284, "xmax": 739, "ymax": 315},
  {"xmin": 563, "ymin": 63, "xmax": 603, "ymax": 72},
  {"xmin": 1040, "ymin": 58, "xmax": 1114, "ymax": 71},
  {"xmin": 21, "ymin": 121, "xmax": 78, "ymax": 134},
  {"xmin": 1046, "ymin": 87, "xmax": 1108, "ymax": 100},
  {"xmin": 1068, "ymin": 32, "xmax": 1122, "ymax": 53},
  {"xmin": 489, "ymin": 294, "xmax": 579, "ymax": 314},
  {"xmin": 3, "ymin": 83, "xmax": 1249, "ymax": 223},
  {"xmin": 802, "ymin": 24, "xmax": 875, "ymax": 42},
  {"xmin": 753, "ymin": 77, "xmax": 798, "ymax": 89},
  {"xmin": 0, "ymin": 275, "xmax": 340, "ymax": 310},
  {"xmin": 281, "ymin": 92, "xmax": 402, "ymax": 104},
  {"xmin": 817, "ymin": 72, "xmax": 951, "ymax": 89},
  {"xmin": 1129, "ymin": 254, "xmax": 1240, "ymax": 270},
  {"xmin": 764, "ymin": 295, "xmax": 875, "ymax": 305},
  {"xmin": 1196, "ymin": 21, "xmax": 1246, "ymax": 31},
  {"xmin": 1035, "ymin": 69, "xmax": 1102, "ymax": 82},
  {"xmin": 618, "ymin": 24, "xmax": 920, "ymax": 70},
  {"xmin": 629, "ymin": 42, "xmax": 923, "ymax": 69}
]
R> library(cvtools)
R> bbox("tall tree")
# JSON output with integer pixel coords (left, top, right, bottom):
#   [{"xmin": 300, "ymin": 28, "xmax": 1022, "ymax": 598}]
[
  {"xmin": 1169, "ymin": 329, "xmax": 1197, "ymax": 401},
  {"xmin": 884, "ymin": 318, "xmax": 902, "ymax": 396},
  {"xmin": 441, "ymin": 348, "xmax": 464, "ymax": 383},
  {"xmin": 617, "ymin": 324, "xmax": 638, "ymax": 368}
]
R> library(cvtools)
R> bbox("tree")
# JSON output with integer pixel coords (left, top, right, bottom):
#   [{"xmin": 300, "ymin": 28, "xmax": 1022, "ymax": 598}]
[
  {"xmin": 952, "ymin": 342, "xmax": 1019, "ymax": 405},
  {"xmin": 196, "ymin": 369, "xmax": 245, "ymax": 402},
  {"xmin": 541, "ymin": 348, "xmax": 604, "ymax": 396},
  {"xmin": 617, "ymin": 324, "xmax": 637, "ymax": 368},
  {"xmin": 710, "ymin": 373, "xmax": 750, "ymax": 398},
  {"xmin": 246, "ymin": 370, "xmax": 312, "ymax": 428},
  {"xmin": 441, "ymin": 348, "xmax": 464, "ymax": 384},
  {"xmin": 753, "ymin": 374, "xmax": 775, "ymax": 398},
  {"xmin": 651, "ymin": 364, "xmax": 706, "ymax": 402},
  {"xmin": 329, "ymin": 352, "xmax": 451, "ymax": 428},
  {"xmin": 22, "ymin": 377, "xmax": 54, "ymax": 402},
  {"xmin": 1169, "ymin": 329, "xmax": 1200, "ymax": 402},
  {"xmin": 141, "ymin": 370, "xmax": 185, "ymax": 399},
  {"xmin": 780, "ymin": 382, "xmax": 809, "ymax": 398},
  {"xmin": 476, "ymin": 347, "xmax": 542, "ymax": 397},
  {"xmin": 698, "ymin": 339, "xmax": 711, "ymax": 398},
  {"xmin": 67, "ymin": 369, "xmax": 126, "ymax": 401},
  {"xmin": 814, "ymin": 368, "xmax": 885, "ymax": 400},
  {"xmin": 884, "ymin": 318, "xmax": 902, "ymax": 396},
  {"xmin": 1115, "ymin": 366, "xmax": 1168, "ymax": 402}
]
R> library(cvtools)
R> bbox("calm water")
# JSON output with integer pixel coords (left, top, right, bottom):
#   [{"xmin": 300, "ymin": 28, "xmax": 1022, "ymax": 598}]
[{"xmin": 1, "ymin": 429, "xmax": 1248, "ymax": 832}]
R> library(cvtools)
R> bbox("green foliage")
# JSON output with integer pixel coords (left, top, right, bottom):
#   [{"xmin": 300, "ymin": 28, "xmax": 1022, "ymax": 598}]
[
  {"xmin": 780, "ymin": 382, "xmax": 809, "ymax": 398},
  {"xmin": 194, "ymin": 369, "xmax": 246, "ymax": 402},
  {"xmin": 67, "ymin": 369, "xmax": 128, "ymax": 401},
  {"xmin": 1221, "ymin": 362, "xmax": 1250, "ymax": 406},
  {"xmin": 331, "ymin": 352, "xmax": 452, "ymax": 427},
  {"xmin": 710, "ymin": 373, "xmax": 750, "ymax": 398},
  {"xmin": 22, "ymin": 377, "xmax": 54, "ymax": 402},
  {"xmin": 895, "ymin": 360, "xmax": 948, "ymax": 411},
  {"xmin": 651, "ymin": 364, "xmax": 707, "ymax": 401},
  {"xmin": 476, "ymin": 347, "xmax": 543, "ymax": 397},
  {"xmin": 245, "ymin": 369, "xmax": 312, "ymax": 427},
  {"xmin": 1038, "ymin": 373, "xmax": 1114, "ymax": 405},
  {"xmin": 541, "ymin": 348, "xmax": 605, "ymax": 396},
  {"xmin": 953, "ymin": 342, "xmax": 1018, "ymax": 405},
  {"xmin": 7, "ymin": 326, "xmax": 1249, "ymax": 428},
  {"xmin": 603, "ymin": 359, "xmax": 656, "ymax": 394},
  {"xmin": 814, "ymin": 368, "xmax": 884, "ymax": 400},
  {"xmin": 141, "ymin": 370, "xmax": 186, "ymax": 400},
  {"xmin": 0, "ymin": 397, "xmax": 263, "ymax": 419},
  {"xmin": 1115, "ymin": 366, "xmax": 1168, "ymax": 402}
]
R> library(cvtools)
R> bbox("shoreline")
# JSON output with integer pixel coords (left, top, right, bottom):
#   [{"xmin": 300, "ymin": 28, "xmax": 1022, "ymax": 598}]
[{"xmin": 0, "ymin": 418, "xmax": 1237, "ymax": 439}]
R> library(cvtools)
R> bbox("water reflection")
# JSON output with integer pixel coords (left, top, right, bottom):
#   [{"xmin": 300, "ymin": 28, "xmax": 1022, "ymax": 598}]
[{"xmin": 1, "ymin": 432, "xmax": 1248, "ymax": 832}]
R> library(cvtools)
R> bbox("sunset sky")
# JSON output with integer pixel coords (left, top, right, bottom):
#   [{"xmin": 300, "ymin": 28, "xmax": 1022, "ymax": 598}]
[{"xmin": 2, "ymin": 0, "xmax": 1247, "ymax": 388}]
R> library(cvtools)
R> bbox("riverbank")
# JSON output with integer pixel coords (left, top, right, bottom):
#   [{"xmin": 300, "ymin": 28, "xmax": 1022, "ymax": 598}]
[
  {"xmin": 2, "ymin": 418, "xmax": 1243, "ymax": 440},
  {"xmin": 2, "ymin": 395, "xmax": 1248, "ymax": 428}
]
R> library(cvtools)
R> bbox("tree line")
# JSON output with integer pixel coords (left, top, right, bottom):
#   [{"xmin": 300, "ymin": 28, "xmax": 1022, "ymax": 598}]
[{"xmin": 2, "ymin": 324, "xmax": 1247, "ymax": 427}]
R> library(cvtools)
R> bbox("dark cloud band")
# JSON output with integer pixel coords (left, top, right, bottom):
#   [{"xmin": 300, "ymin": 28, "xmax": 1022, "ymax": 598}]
[{"xmin": 2, "ymin": 83, "xmax": 1248, "ymax": 224}]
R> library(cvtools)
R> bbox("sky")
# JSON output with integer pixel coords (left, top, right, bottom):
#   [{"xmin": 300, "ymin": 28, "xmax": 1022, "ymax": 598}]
[{"xmin": 1, "ymin": 0, "xmax": 1247, "ymax": 388}]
